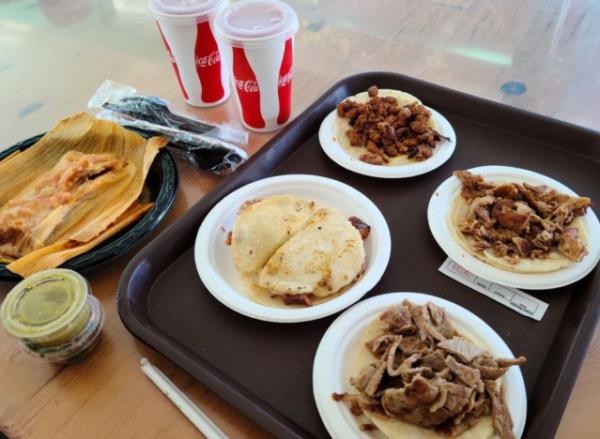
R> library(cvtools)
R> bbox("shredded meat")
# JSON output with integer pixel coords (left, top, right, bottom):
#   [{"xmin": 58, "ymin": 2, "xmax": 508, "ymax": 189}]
[
  {"xmin": 445, "ymin": 355, "xmax": 484, "ymax": 392},
  {"xmin": 337, "ymin": 85, "xmax": 449, "ymax": 165},
  {"xmin": 421, "ymin": 349, "xmax": 447, "ymax": 371},
  {"xmin": 454, "ymin": 170, "xmax": 592, "ymax": 264},
  {"xmin": 335, "ymin": 301, "xmax": 526, "ymax": 438},
  {"xmin": 348, "ymin": 216, "xmax": 371, "ymax": 240},
  {"xmin": 438, "ymin": 336, "xmax": 490, "ymax": 363},
  {"xmin": 558, "ymin": 227, "xmax": 588, "ymax": 261},
  {"xmin": 380, "ymin": 302, "xmax": 414, "ymax": 333},
  {"xmin": 351, "ymin": 361, "xmax": 386, "ymax": 397},
  {"xmin": 496, "ymin": 356, "xmax": 527, "ymax": 368},
  {"xmin": 485, "ymin": 380, "xmax": 516, "ymax": 439}
]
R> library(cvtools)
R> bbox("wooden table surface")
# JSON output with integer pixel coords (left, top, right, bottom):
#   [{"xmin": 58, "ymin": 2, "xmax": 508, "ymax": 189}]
[{"xmin": 1, "ymin": 0, "xmax": 599, "ymax": 437}]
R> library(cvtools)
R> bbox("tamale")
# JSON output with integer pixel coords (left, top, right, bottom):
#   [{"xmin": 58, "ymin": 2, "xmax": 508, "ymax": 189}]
[
  {"xmin": 7, "ymin": 202, "xmax": 152, "ymax": 277},
  {"xmin": 0, "ymin": 112, "xmax": 167, "ymax": 276}
]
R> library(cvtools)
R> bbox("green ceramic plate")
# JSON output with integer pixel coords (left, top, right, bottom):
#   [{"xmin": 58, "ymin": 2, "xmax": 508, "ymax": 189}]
[{"xmin": 0, "ymin": 129, "xmax": 178, "ymax": 280}]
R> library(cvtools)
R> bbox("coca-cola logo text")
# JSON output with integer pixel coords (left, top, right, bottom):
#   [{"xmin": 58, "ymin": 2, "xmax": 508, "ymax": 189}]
[
  {"xmin": 278, "ymin": 71, "xmax": 292, "ymax": 87},
  {"xmin": 196, "ymin": 51, "xmax": 220, "ymax": 68},
  {"xmin": 235, "ymin": 79, "xmax": 259, "ymax": 93},
  {"xmin": 235, "ymin": 72, "xmax": 293, "ymax": 93}
]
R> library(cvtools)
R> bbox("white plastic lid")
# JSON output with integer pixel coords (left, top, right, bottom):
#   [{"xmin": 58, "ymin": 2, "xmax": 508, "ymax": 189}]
[
  {"xmin": 149, "ymin": 0, "xmax": 225, "ymax": 17},
  {"xmin": 215, "ymin": 0, "xmax": 298, "ymax": 44}
]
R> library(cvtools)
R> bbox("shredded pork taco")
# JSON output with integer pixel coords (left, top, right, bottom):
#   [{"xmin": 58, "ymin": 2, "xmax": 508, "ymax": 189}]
[{"xmin": 449, "ymin": 170, "xmax": 592, "ymax": 273}]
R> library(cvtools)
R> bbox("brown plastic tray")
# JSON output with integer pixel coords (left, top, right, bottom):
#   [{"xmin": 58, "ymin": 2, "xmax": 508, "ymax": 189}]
[{"xmin": 117, "ymin": 72, "xmax": 600, "ymax": 438}]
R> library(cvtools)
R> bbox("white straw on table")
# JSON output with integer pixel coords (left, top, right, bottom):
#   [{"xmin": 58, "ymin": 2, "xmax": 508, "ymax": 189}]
[{"xmin": 140, "ymin": 357, "xmax": 230, "ymax": 439}]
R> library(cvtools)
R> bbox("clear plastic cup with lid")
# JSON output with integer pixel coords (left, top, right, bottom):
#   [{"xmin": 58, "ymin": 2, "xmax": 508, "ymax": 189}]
[
  {"xmin": 214, "ymin": 0, "xmax": 299, "ymax": 132},
  {"xmin": 149, "ymin": 0, "xmax": 230, "ymax": 107},
  {"xmin": 0, "ymin": 268, "xmax": 104, "ymax": 364}
]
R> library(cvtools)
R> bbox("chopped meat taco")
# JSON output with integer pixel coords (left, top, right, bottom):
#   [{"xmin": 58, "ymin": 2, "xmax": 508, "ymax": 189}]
[
  {"xmin": 449, "ymin": 170, "xmax": 592, "ymax": 273},
  {"xmin": 335, "ymin": 300, "xmax": 525, "ymax": 439},
  {"xmin": 336, "ymin": 85, "xmax": 448, "ymax": 166}
]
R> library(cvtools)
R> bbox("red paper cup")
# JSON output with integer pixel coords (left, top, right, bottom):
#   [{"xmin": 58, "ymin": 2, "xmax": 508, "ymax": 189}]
[
  {"xmin": 150, "ymin": 0, "xmax": 230, "ymax": 107},
  {"xmin": 214, "ymin": 0, "xmax": 299, "ymax": 132}
]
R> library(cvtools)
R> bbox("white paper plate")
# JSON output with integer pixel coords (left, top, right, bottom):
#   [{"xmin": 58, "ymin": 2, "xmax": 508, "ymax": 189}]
[
  {"xmin": 428, "ymin": 165, "xmax": 600, "ymax": 290},
  {"xmin": 318, "ymin": 107, "xmax": 456, "ymax": 178},
  {"xmin": 313, "ymin": 292, "xmax": 527, "ymax": 439},
  {"xmin": 194, "ymin": 174, "xmax": 391, "ymax": 323}
]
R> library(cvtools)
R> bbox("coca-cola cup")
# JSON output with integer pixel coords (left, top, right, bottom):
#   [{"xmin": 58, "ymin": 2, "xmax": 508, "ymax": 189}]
[
  {"xmin": 149, "ymin": 0, "xmax": 230, "ymax": 107},
  {"xmin": 214, "ymin": 0, "xmax": 299, "ymax": 132}
]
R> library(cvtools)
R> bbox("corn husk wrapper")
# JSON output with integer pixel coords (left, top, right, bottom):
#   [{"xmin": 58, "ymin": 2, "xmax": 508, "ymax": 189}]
[{"xmin": 0, "ymin": 112, "xmax": 167, "ymax": 276}]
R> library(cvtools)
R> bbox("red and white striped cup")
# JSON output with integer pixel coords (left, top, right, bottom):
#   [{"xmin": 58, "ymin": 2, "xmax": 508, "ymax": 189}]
[
  {"xmin": 214, "ymin": 0, "xmax": 299, "ymax": 132},
  {"xmin": 149, "ymin": 0, "xmax": 230, "ymax": 107}
]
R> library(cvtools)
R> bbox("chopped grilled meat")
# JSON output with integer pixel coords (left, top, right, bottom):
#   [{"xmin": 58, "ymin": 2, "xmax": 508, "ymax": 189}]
[
  {"xmin": 512, "ymin": 237, "xmax": 532, "ymax": 257},
  {"xmin": 558, "ymin": 227, "xmax": 588, "ymax": 261},
  {"xmin": 359, "ymin": 423, "xmax": 377, "ymax": 431},
  {"xmin": 366, "ymin": 334, "xmax": 402, "ymax": 358},
  {"xmin": 332, "ymin": 393, "xmax": 373, "ymax": 416},
  {"xmin": 367, "ymin": 85, "xmax": 379, "ymax": 97},
  {"xmin": 360, "ymin": 152, "xmax": 385, "ymax": 165},
  {"xmin": 476, "ymin": 365, "xmax": 508, "ymax": 380},
  {"xmin": 496, "ymin": 356, "xmax": 527, "ymax": 368},
  {"xmin": 429, "ymin": 380, "xmax": 449, "ymax": 412},
  {"xmin": 392, "ymin": 353, "xmax": 433, "ymax": 381},
  {"xmin": 410, "ymin": 302, "xmax": 446, "ymax": 342},
  {"xmin": 398, "ymin": 335, "xmax": 431, "ymax": 355},
  {"xmin": 382, "ymin": 377, "xmax": 445, "ymax": 427},
  {"xmin": 445, "ymin": 355, "xmax": 484, "ymax": 393},
  {"xmin": 438, "ymin": 337, "xmax": 490, "ymax": 363},
  {"xmin": 466, "ymin": 196, "xmax": 495, "ymax": 222},
  {"xmin": 427, "ymin": 302, "xmax": 459, "ymax": 339},
  {"xmin": 493, "ymin": 204, "xmax": 530, "ymax": 232},
  {"xmin": 421, "ymin": 349, "xmax": 448, "ymax": 371},
  {"xmin": 332, "ymin": 392, "xmax": 346, "ymax": 401},
  {"xmin": 493, "ymin": 183, "xmax": 520, "ymax": 199},
  {"xmin": 351, "ymin": 361, "xmax": 386, "ymax": 397},
  {"xmin": 473, "ymin": 356, "xmax": 509, "ymax": 380},
  {"xmin": 348, "ymin": 216, "xmax": 371, "ymax": 239},
  {"xmin": 380, "ymin": 302, "xmax": 415, "ymax": 333},
  {"xmin": 338, "ymin": 86, "xmax": 447, "ymax": 165},
  {"xmin": 454, "ymin": 170, "xmax": 494, "ymax": 199},
  {"xmin": 441, "ymin": 381, "xmax": 474, "ymax": 416},
  {"xmin": 485, "ymin": 380, "xmax": 516, "ymax": 439}
]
